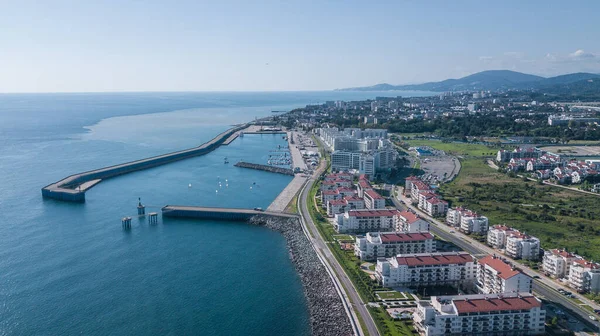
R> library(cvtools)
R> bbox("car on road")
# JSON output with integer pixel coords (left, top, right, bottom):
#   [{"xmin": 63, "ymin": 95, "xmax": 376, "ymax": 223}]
[
  {"xmin": 532, "ymin": 275, "xmax": 540, "ymax": 279},
  {"xmin": 589, "ymin": 315, "xmax": 597, "ymax": 321},
  {"xmin": 449, "ymin": 230, "xmax": 455, "ymax": 233}
]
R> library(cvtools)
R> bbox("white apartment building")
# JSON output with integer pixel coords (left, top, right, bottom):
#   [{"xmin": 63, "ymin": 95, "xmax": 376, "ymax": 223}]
[
  {"xmin": 364, "ymin": 189, "xmax": 386, "ymax": 209},
  {"xmin": 506, "ymin": 233, "xmax": 540, "ymax": 261},
  {"xmin": 487, "ymin": 225, "xmax": 516, "ymax": 249},
  {"xmin": 421, "ymin": 197, "xmax": 449, "ymax": 217},
  {"xmin": 359, "ymin": 154, "xmax": 375, "ymax": 178},
  {"xmin": 326, "ymin": 196, "xmax": 365, "ymax": 217},
  {"xmin": 568, "ymin": 260, "xmax": 600, "ymax": 293},
  {"xmin": 354, "ymin": 231, "xmax": 435, "ymax": 261},
  {"xmin": 334, "ymin": 209, "xmax": 398, "ymax": 234},
  {"xmin": 414, "ymin": 293, "xmax": 545, "ymax": 336},
  {"xmin": 376, "ymin": 252, "xmax": 476, "ymax": 288},
  {"xmin": 542, "ymin": 249, "xmax": 575, "ymax": 279},
  {"xmin": 446, "ymin": 207, "xmax": 488, "ymax": 234},
  {"xmin": 396, "ymin": 210, "xmax": 430, "ymax": 232},
  {"xmin": 321, "ymin": 190, "xmax": 341, "ymax": 207},
  {"xmin": 477, "ymin": 255, "xmax": 532, "ymax": 294},
  {"xmin": 330, "ymin": 150, "xmax": 361, "ymax": 171},
  {"xmin": 356, "ymin": 178, "xmax": 373, "ymax": 198}
]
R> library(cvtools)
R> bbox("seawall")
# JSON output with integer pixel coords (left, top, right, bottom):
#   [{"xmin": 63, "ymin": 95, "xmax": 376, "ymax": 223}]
[
  {"xmin": 42, "ymin": 124, "xmax": 248, "ymax": 202},
  {"xmin": 249, "ymin": 215, "xmax": 353, "ymax": 336},
  {"xmin": 161, "ymin": 205, "xmax": 298, "ymax": 221},
  {"xmin": 234, "ymin": 161, "xmax": 294, "ymax": 176}
]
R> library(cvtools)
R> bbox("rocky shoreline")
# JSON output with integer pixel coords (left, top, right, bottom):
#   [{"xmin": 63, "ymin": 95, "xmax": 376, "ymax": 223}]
[{"xmin": 249, "ymin": 215, "xmax": 353, "ymax": 336}]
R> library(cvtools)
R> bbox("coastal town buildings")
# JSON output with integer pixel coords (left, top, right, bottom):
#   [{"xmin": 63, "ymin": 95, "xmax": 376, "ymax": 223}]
[
  {"xmin": 354, "ymin": 231, "xmax": 435, "ymax": 261},
  {"xmin": 542, "ymin": 249, "xmax": 576, "ymax": 279},
  {"xmin": 406, "ymin": 176, "xmax": 448, "ymax": 216},
  {"xmin": 446, "ymin": 207, "xmax": 488, "ymax": 234},
  {"xmin": 396, "ymin": 210, "xmax": 430, "ymax": 232},
  {"xmin": 476, "ymin": 255, "xmax": 532, "ymax": 294},
  {"xmin": 506, "ymin": 233, "xmax": 540, "ymax": 261},
  {"xmin": 486, "ymin": 225, "xmax": 517, "ymax": 249},
  {"xmin": 334, "ymin": 209, "xmax": 398, "ymax": 234},
  {"xmin": 568, "ymin": 260, "xmax": 600, "ymax": 293},
  {"xmin": 413, "ymin": 293, "xmax": 546, "ymax": 336},
  {"xmin": 376, "ymin": 252, "xmax": 476, "ymax": 288},
  {"xmin": 326, "ymin": 196, "xmax": 365, "ymax": 217},
  {"xmin": 364, "ymin": 189, "xmax": 385, "ymax": 209}
]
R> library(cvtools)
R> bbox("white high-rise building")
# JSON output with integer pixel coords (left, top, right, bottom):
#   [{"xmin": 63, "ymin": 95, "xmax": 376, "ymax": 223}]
[
  {"xmin": 487, "ymin": 225, "xmax": 516, "ymax": 249},
  {"xmin": 506, "ymin": 233, "xmax": 540, "ymax": 261},
  {"xmin": 542, "ymin": 249, "xmax": 576, "ymax": 279}
]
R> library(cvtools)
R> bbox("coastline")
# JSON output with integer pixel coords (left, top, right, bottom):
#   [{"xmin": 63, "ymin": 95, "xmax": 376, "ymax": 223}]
[{"xmin": 249, "ymin": 215, "xmax": 353, "ymax": 336}]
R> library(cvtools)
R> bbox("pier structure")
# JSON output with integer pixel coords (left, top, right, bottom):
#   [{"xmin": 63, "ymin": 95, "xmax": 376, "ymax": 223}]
[
  {"xmin": 137, "ymin": 198, "xmax": 145, "ymax": 216},
  {"xmin": 122, "ymin": 217, "xmax": 132, "ymax": 229},
  {"xmin": 148, "ymin": 212, "xmax": 158, "ymax": 224},
  {"xmin": 42, "ymin": 124, "xmax": 249, "ymax": 202},
  {"xmin": 161, "ymin": 205, "xmax": 298, "ymax": 221},
  {"xmin": 234, "ymin": 161, "xmax": 294, "ymax": 176}
]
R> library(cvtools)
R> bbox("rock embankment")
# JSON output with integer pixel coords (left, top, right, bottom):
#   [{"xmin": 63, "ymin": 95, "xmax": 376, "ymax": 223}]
[
  {"xmin": 234, "ymin": 161, "xmax": 295, "ymax": 176},
  {"xmin": 249, "ymin": 215, "xmax": 353, "ymax": 336}
]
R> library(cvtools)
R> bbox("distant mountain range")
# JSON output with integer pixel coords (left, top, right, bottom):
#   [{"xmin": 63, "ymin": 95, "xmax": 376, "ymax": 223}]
[{"xmin": 338, "ymin": 70, "xmax": 600, "ymax": 93}]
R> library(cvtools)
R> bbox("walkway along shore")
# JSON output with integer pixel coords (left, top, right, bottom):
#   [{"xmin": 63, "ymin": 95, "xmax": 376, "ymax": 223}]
[
  {"xmin": 41, "ymin": 124, "xmax": 249, "ymax": 202},
  {"xmin": 248, "ymin": 215, "xmax": 354, "ymax": 336}
]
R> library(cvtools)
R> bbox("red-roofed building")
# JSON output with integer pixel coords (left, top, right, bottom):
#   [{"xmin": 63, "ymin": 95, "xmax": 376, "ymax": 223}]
[
  {"xmin": 355, "ymin": 231, "xmax": 435, "ymax": 261},
  {"xmin": 410, "ymin": 180, "xmax": 432, "ymax": 203},
  {"xmin": 356, "ymin": 178, "xmax": 373, "ymax": 198},
  {"xmin": 477, "ymin": 255, "xmax": 532, "ymax": 294},
  {"xmin": 414, "ymin": 292, "xmax": 545, "ymax": 335},
  {"xmin": 326, "ymin": 196, "xmax": 365, "ymax": 217},
  {"xmin": 421, "ymin": 196, "xmax": 448, "ymax": 217},
  {"xmin": 542, "ymin": 249, "xmax": 576, "ymax": 279},
  {"xmin": 334, "ymin": 209, "xmax": 399, "ymax": 233},
  {"xmin": 568, "ymin": 259, "xmax": 600, "ymax": 293},
  {"xmin": 320, "ymin": 180, "xmax": 337, "ymax": 191},
  {"xmin": 364, "ymin": 189, "xmax": 386, "ymax": 209},
  {"xmin": 321, "ymin": 189, "xmax": 341, "ymax": 207},
  {"xmin": 376, "ymin": 252, "xmax": 476, "ymax": 287},
  {"xmin": 487, "ymin": 225, "xmax": 517, "ymax": 249},
  {"xmin": 396, "ymin": 210, "xmax": 430, "ymax": 232}
]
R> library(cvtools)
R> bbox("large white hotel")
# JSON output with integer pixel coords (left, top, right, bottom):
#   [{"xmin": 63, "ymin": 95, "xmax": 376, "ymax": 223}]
[
  {"xmin": 414, "ymin": 293, "xmax": 545, "ymax": 336},
  {"xmin": 334, "ymin": 209, "xmax": 429, "ymax": 234},
  {"xmin": 476, "ymin": 255, "xmax": 532, "ymax": 294}
]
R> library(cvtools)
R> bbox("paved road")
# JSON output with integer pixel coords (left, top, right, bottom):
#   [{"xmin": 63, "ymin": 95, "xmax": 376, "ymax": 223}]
[
  {"xmin": 298, "ymin": 145, "xmax": 380, "ymax": 336},
  {"xmin": 391, "ymin": 191, "xmax": 600, "ymax": 332}
]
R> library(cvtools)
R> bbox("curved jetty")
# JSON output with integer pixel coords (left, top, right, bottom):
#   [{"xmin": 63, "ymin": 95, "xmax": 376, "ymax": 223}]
[
  {"xmin": 234, "ymin": 161, "xmax": 294, "ymax": 176},
  {"xmin": 249, "ymin": 215, "xmax": 353, "ymax": 336},
  {"xmin": 42, "ymin": 124, "xmax": 247, "ymax": 202},
  {"xmin": 161, "ymin": 205, "xmax": 298, "ymax": 221}
]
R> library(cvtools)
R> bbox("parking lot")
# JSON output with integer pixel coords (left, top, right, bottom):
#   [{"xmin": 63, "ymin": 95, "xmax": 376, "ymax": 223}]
[{"xmin": 419, "ymin": 155, "xmax": 460, "ymax": 184}]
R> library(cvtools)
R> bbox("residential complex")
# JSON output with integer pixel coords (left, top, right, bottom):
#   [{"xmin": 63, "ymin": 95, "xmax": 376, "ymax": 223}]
[
  {"xmin": 505, "ymin": 233, "xmax": 540, "ymax": 260},
  {"xmin": 354, "ymin": 231, "xmax": 435, "ymax": 261},
  {"xmin": 476, "ymin": 255, "xmax": 532, "ymax": 294},
  {"xmin": 446, "ymin": 207, "xmax": 489, "ymax": 235},
  {"xmin": 364, "ymin": 189, "xmax": 385, "ymax": 209},
  {"xmin": 334, "ymin": 209, "xmax": 398, "ymax": 234},
  {"xmin": 542, "ymin": 249, "xmax": 576, "ymax": 279},
  {"xmin": 405, "ymin": 176, "xmax": 448, "ymax": 217},
  {"xmin": 487, "ymin": 225, "xmax": 517, "ymax": 249},
  {"xmin": 396, "ymin": 210, "xmax": 430, "ymax": 232},
  {"xmin": 376, "ymin": 252, "xmax": 475, "ymax": 288},
  {"xmin": 414, "ymin": 293, "xmax": 545, "ymax": 336}
]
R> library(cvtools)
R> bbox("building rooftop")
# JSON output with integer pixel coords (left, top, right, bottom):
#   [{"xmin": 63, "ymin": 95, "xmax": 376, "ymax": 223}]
[
  {"xmin": 453, "ymin": 295, "xmax": 541, "ymax": 314},
  {"xmin": 396, "ymin": 252, "xmax": 473, "ymax": 267},
  {"xmin": 322, "ymin": 190, "xmax": 340, "ymax": 195},
  {"xmin": 380, "ymin": 232, "xmax": 433, "ymax": 243},
  {"xmin": 365, "ymin": 189, "xmax": 384, "ymax": 200},
  {"xmin": 479, "ymin": 255, "xmax": 521, "ymax": 280},
  {"xmin": 348, "ymin": 209, "xmax": 398, "ymax": 217},
  {"xmin": 397, "ymin": 210, "xmax": 422, "ymax": 223}
]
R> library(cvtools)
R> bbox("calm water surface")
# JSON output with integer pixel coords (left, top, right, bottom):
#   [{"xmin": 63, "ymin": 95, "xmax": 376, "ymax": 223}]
[{"xmin": 0, "ymin": 91, "xmax": 432, "ymax": 335}]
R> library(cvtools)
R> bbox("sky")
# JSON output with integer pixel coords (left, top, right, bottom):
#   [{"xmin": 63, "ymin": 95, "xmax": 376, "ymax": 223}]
[{"xmin": 0, "ymin": 0, "xmax": 599, "ymax": 92}]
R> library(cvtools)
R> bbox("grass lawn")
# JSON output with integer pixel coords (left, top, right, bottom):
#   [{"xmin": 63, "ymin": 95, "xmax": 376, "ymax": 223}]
[
  {"xmin": 440, "ymin": 158, "xmax": 600, "ymax": 259},
  {"xmin": 284, "ymin": 194, "xmax": 299, "ymax": 214},
  {"xmin": 405, "ymin": 139, "xmax": 498, "ymax": 157},
  {"xmin": 333, "ymin": 234, "xmax": 355, "ymax": 242},
  {"xmin": 376, "ymin": 291, "xmax": 408, "ymax": 300},
  {"xmin": 368, "ymin": 306, "xmax": 416, "ymax": 336}
]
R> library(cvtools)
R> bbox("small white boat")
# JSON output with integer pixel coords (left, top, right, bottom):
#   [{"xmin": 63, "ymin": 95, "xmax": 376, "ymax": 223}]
[{"xmin": 188, "ymin": 183, "xmax": 192, "ymax": 188}]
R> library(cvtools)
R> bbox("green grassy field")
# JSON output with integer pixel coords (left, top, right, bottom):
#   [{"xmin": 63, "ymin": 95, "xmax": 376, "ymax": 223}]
[
  {"xmin": 376, "ymin": 291, "xmax": 408, "ymax": 300},
  {"xmin": 405, "ymin": 139, "xmax": 498, "ymax": 157},
  {"xmin": 440, "ymin": 158, "xmax": 600, "ymax": 259}
]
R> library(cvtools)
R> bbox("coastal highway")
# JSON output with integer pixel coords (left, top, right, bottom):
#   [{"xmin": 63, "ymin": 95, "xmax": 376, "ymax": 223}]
[
  {"xmin": 299, "ymin": 149, "xmax": 379, "ymax": 335},
  {"xmin": 391, "ymin": 193, "xmax": 600, "ymax": 332}
]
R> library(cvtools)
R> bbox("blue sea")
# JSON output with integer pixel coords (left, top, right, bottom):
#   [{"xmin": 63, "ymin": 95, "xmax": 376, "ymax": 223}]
[{"xmin": 0, "ymin": 91, "xmax": 432, "ymax": 335}]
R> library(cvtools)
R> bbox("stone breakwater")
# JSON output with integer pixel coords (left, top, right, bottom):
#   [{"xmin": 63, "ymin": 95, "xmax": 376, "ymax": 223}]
[
  {"xmin": 249, "ymin": 215, "xmax": 353, "ymax": 336},
  {"xmin": 234, "ymin": 161, "xmax": 295, "ymax": 176}
]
